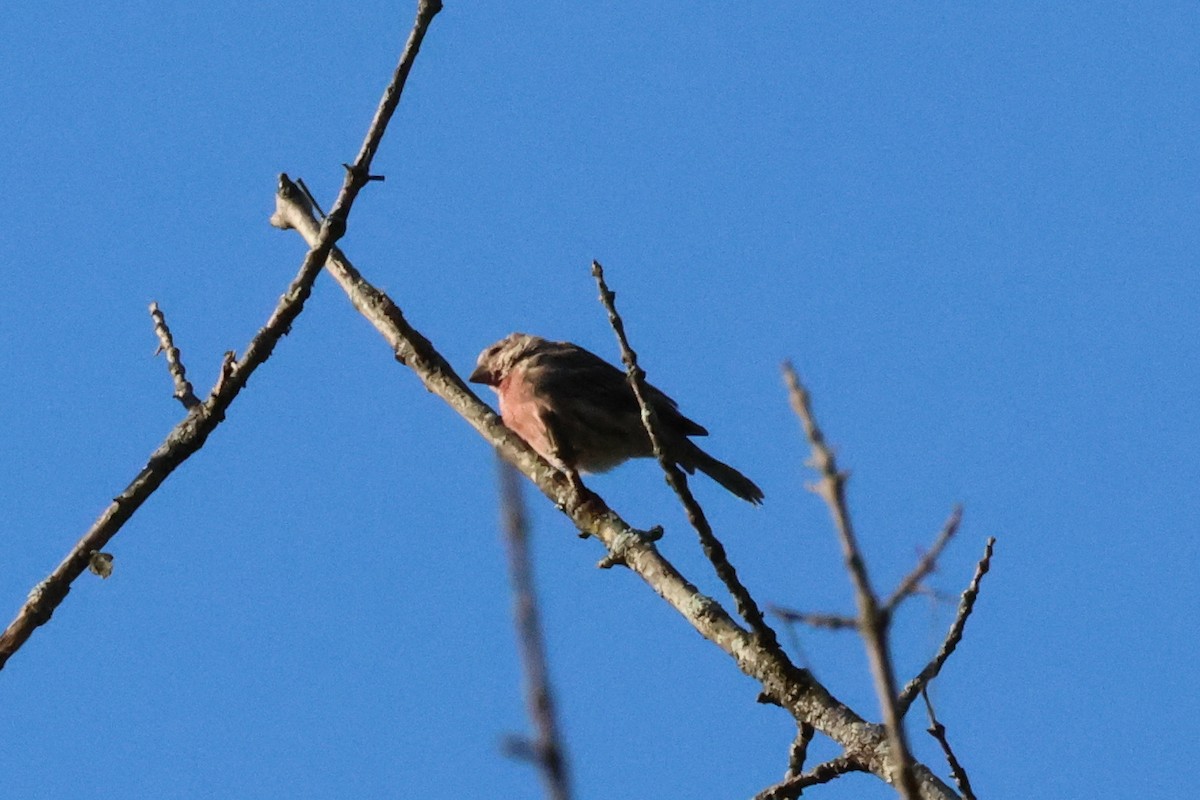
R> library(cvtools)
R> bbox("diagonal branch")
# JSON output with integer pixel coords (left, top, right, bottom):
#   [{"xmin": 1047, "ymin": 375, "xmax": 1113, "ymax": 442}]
[
  {"xmin": 884, "ymin": 506, "xmax": 963, "ymax": 618},
  {"xmin": 898, "ymin": 537, "xmax": 996, "ymax": 715},
  {"xmin": 0, "ymin": 0, "xmax": 443, "ymax": 671},
  {"xmin": 783, "ymin": 362, "xmax": 920, "ymax": 800},
  {"xmin": 921, "ymin": 689, "xmax": 976, "ymax": 800},
  {"xmin": 590, "ymin": 260, "xmax": 781, "ymax": 654}
]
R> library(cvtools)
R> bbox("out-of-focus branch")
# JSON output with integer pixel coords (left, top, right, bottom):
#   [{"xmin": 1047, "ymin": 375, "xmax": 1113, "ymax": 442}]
[
  {"xmin": 149, "ymin": 302, "xmax": 201, "ymax": 409},
  {"xmin": 921, "ymin": 689, "xmax": 976, "ymax": 800},
  {"xmin": 590, "ymin": 260, "xmax": 781, "ymax": 654},
  {"xmin": 498, "ymin": 461, "xmax": 572, "ymax": 800},
  {"xmin": 770, "ymin": 606, "xmax": 858, "ymax": 632},
  {"xmin": 270, "ymin": 187, "xmax": 958, "ymax": 800},
  {"xmin": 898, "ymin": 537, "xmax": 996, "ymax": 714},
  {"xmin": 783, "ymin": 362, "xmax": 920, "ymax": 800},
  {"xmin": 0, "ymin": 0, "xmax": 443, "ymax": 671},
  {"xmin": 884, "ymin": 507, "xmax": 963, "ymax": 618}
]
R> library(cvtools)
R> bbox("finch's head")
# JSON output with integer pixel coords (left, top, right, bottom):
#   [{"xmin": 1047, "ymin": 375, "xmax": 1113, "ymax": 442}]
[{"xmin": 469, "ymin": 332, "xmax": 545, "ymax": 386}]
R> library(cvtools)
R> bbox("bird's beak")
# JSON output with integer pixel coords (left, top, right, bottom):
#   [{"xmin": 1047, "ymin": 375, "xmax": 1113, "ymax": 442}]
[{"xmin": 468, "ymin": 364, "xmax": 492, "ymax": 385}]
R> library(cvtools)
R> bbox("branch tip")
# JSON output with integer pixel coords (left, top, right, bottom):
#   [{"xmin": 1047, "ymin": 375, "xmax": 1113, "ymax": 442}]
[
  {"xmin": 148, "ymin": 302, "xmax": 201, "ymax": 409},
  {"xmin": 898, "ymin": 536, "xmax": 996, "ymax": 713}
]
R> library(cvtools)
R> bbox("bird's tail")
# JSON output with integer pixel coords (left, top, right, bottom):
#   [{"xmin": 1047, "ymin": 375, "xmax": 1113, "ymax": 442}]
[{"xmin": 678, "ymin": 442, "xmax": 764, "ymax": 505}]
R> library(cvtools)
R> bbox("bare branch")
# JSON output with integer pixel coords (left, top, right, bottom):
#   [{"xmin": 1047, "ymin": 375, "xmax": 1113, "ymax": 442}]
[
  {"xmin": 770, "ymin": 605, "xmax": 858, "ymax": 632},
  {"xmin": 899, "ymin": 537, "xmax": 996, "ymax": 714},
  {"xmin": 591, "ymin": 260, "xmax": 782, "ymax": 654},
  {"xmin": 921, "ymin": 689, "xmax": 976, "ymax": 800},
  {"xmin": 0, "ymin": 0, "xmax": 443, "ymax": 670},
  {"xmin": 782, "ymin": 362, "xmax": 920, "ymax": 800},
  {"xmin": 270, "ymin": 188, "xmax": 959, "ymax": 800},
  {"xmin": 499, "ymin": 461, "xmax": 573, "ymax": 800},
  {"xmin": 883, "ymin": 506, "xmax": 963, "ymax": 618},
  {"xmin": 148, "ymin": 302, "xmax": 201, "ymax": 409},
  {"xmin": 754, "ymin": 754, "xmax": 870, "ymax": 800}
]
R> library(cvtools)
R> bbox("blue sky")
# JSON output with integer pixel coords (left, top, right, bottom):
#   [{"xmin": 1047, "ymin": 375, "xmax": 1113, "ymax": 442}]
[{"xmin": 2, "ymin": 2, "xmax": 1197, "ymax": 798}]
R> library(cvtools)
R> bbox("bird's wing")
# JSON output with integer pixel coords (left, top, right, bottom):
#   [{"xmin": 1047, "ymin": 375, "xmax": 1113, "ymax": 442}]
[{"xmin": 531, "ymin": 344, "xmax": 709, "ymax": 437}]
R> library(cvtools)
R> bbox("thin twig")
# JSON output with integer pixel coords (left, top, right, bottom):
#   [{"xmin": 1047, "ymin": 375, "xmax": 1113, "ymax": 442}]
[
  {"xmin": 0, "ymin": 0, "xmax": 443, "ymax": 670},
  {"xmin": 783, "ymin": 362, "xmax": 920, "ymax": 800},
  {"xmin": 883, "ymin": 506, "xmax": 963, "ymax": 618},
  {"xmin": 270, "ymin": 183, "xmax": 960, "ymax": 800},
  {"xmin": 754, "ymin": 754, "xmax": 869, "ymax": 800},
  {"xmin": 770, "ymin": 605, "xmax": 858, "ymax": 632},
  {"xmin": 148, "ymin": 302, "xmax": 200, "ymax": 409},
  {"xmin": 591, "ymin": 260, "xmax": 782, "ymax": 654},
  {"xmin": 898, "ymin": 537, "xmax": 995, "ymax": 714},
  {"xmin": 921, "ymin": 688, "xmax": 976, "ymax": 800},
  {"xmin": 499, "ymin": 461, "xmax": 573, "ymax": 800}
]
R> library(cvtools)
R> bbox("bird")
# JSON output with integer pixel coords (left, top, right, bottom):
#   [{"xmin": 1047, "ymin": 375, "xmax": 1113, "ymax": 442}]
[{"xmin": 469, "ymin": 332, "xmax": 763, "ymax": 504}]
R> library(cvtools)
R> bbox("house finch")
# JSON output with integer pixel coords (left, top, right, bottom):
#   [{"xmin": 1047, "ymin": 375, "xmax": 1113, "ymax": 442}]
[{"xmin": 469, "ymin": 332, "xmax": 763, "ymax": 504}]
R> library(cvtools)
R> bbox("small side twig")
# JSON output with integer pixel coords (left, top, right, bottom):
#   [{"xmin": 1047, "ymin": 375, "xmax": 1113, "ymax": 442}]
[
  {"xmin": 883, "ymin": 506, "xmax": 963, "ymax": 618},
  {"xmin": 769, "ymin": 605, "xmax": 858, "ymax": 632},
  {"xmin": 783, "ymin": 362, "xmax": 919, "ymax": 800},
  {"xmin": 754, "ymin": 754, "xmax": 868, "ymax": 800},
  {"xmin": 148, "ymin": 302, "xmax": 200, "ymax": 409},
  {"xmin": 498, "ymin": 461, "xmax": 572, "ymax": 800},
  {"xmin": 921, "ymin": 688, "xmax": 976, "ymax": 800},
  {"xmin": 898, "ymin": 536, "xmax": 996, "ymax": 714},
  {"xmin": 591, "ymin": 260, "xmax": 781, "ymax": 655}
]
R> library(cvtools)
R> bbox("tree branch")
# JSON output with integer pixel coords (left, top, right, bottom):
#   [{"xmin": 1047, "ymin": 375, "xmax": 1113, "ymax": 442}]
[
  {"xmin": 0, "ymin": 0, "xmax": 443, "ymax": 671},
  {"xmin": 921, "ymin": 689, "xmax": 976, "ymax": 800},
  {"xmin": 883, "ymin": 506, "xmax": 963, "ymax": 618},
  {"xmin": 498, "ymin": 461, "xmax": 573, "ymax": 800},
  {"xmin": 590, "ymin": 260, "xmax": 782, "ymax": 654},
  {"xmin": 148, "ymin": 302, "xmax": 200, "ymax": 409},
  {"xmin": 898, "ymin": 537, "xmax": 996, "ymax": 715},
  {"xmin": 786, "ymin": 722, "xmax": 815, "ymax": 777},
  {"xmin": 783, "ymin": 362, "xmax": 920, "ymax": 800},
  {"xmin": 769, "ymin": 606, "xmax": 858, "ymax": 632}
]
